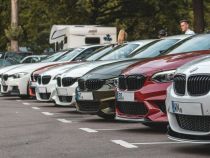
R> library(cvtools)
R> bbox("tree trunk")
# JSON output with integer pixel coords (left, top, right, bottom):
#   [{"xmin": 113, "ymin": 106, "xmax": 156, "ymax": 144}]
[
  {"xmin": 192, "ymin": 0, "xmax": 204, "ymax": 33},
  {"xmin": 11, "ymin": 0, "xmax": 19, "ymax": 52}
]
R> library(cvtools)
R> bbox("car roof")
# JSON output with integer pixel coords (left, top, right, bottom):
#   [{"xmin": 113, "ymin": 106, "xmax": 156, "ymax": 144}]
[
  {"xmin": 128, "ymin": 39, "xmax": 158, "ymax": 45},
  {"xmin": 162, "ymin": 34, "xmax": 193, "ymax": 40}
]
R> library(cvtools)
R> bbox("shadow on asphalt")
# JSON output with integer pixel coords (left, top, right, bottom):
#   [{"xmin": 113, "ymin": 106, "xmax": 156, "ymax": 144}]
[{"xmin": 171, "ymin": 144, "xmax": 210, "ymax": 156}]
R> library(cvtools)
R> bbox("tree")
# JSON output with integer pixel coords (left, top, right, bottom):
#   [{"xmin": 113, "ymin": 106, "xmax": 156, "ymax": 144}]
[{"xmin": 192, "ymin": 0, "xmax": 204, "ymax": 33}]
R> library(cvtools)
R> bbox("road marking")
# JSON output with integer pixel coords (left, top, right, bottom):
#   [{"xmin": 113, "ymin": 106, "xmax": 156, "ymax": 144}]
[
  {"xmin": 32, "ymin": 107, "xmax": 40, "ymax": 110},
  {"xmin": 41, "ymin": 112, "xmax": 54, "ymax": 116},
  {"xmin": 57, "ymin": 119, "xmax": 72, "ymax": 123},
  {"xmin": 23, "ymin": 102, "xmax": 30, "ymax": 105},
  {"xmin": 16, "ymin": 100, "xmax": 21, "ymax": 102},
  {"xmin": 79, "ymin": 128, "xmax": 98, "ymax": 133},
  {"xmin": 111, "ymin": 140, "xmax": 138, "ymax": 149}
]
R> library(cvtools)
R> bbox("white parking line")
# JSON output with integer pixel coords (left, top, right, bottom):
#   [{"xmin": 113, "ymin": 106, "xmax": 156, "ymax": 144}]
[
  {"xmin": 79, "ymin": 128, "xmax": 98, "ymax": 133},
  {"xmin": 41, "ymin": 112, "xmax": 54, "ymax": 116},
  {"xmin": 57, "ymin": 119, "xmax": 72, "ymax": 123},
  {"xmin": 32, "ymin": 107, "xmax": 40, "ymax": 110},
  {"xmin": 23, "ymin": 102, "xmax": 30, "ymax": 105},
  {"xmin": 16, "ymin": 100, "xmax": 21, "ymax": 102},
  {"xmin": 111, "ymin": 140, "xmax": 138, "ymax": 149}
]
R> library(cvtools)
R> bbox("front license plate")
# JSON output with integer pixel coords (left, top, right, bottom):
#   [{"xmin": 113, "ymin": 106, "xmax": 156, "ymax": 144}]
[
  {"xmin": 57, "ymin": 88, "xmax": 68, "ymax": 96},
  {"xmin": 77, "ymin": 92, "xmax": 93, "ymax": 100},
  {"xmin": 117, "ymin": 91, "xmax": 134, "ymax": 102},
  {"xmin": 37, "ymin": 87, "xmax": 46, "ymax": 93},
  {"xmin": 171, "ymin": 101, "xmax": 202, "ymax": 116}
]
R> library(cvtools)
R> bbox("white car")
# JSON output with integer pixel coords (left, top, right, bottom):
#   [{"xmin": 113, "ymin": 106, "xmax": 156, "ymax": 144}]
[
  {"xmin": 166, "ymin": 56, "xmax": 210, "ymax": 142},
  {"xmin": 52, "ymin": 40, "xmax": 158, "ymax": 106},
  {"xmin": 0, "ymin": 45, "xmax": 101, "ymax": 98}
]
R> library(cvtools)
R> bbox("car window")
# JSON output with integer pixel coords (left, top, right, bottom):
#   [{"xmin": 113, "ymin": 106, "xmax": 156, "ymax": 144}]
[
  {"xmin": 98, "ymin": 44, "xmax": 139, "ymax": 60},
  {"xmin": 131, "ymin": 39, "xmax": 178, "ymax": 58},
  {"xmin": 56, "ymin": 48, "xmax": 85, "ymax": 62},
  {"xmin": 163, "ymin": 34, "xmax": 210, "ymax": 55},
  {"xmin": 41, "ymin": 51, "xmax": 67, "ymax": 62},
  {"xmin": 73, "ymin": 46, "xmax": 102, "ymax": 61}
]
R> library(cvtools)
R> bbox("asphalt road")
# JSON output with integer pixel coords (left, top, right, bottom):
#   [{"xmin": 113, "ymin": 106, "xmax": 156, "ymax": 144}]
[{"xmin": 0, "ymin": 96, "xmax": 210, "ymax": 158}]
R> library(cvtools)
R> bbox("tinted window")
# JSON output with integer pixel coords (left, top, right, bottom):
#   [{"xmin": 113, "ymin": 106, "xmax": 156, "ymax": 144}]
[
  {"xmin": 57, "ymin": 48, "xmax": 84, "ymax": 62},
  {"xmin": 164, "ymin": 35, "xmax": 210, "ymax": 54},
  {"xmin": 99, "ymin": 44, "xmax": 139, "ymax": 60},
  {"xmin": 41, "ymin": 51, "xmax": 67, "ymax": 62},
  {"xmin": 131, "ymin": 39, "xmax": 178, "ymax": 58}
]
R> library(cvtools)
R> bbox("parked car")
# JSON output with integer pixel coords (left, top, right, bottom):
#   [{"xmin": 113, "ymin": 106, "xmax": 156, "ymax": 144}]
[
  {"xmin": 53, "ymin": 40, "xmax": 157, "ymax": 106},
  {"xmin": 166, "ymin": 56, "xmax": 210, "ymax": 141},
  {"xmin": 75, "ymin": 35, "xmax": 191, "ymax": 119},
  {"xmin": 0, "ymin": 45, "xmax": 101, "ymax": 98},
  {"xmin": 33, "ymin": 44, "xmax": 116, "ymax": 101},
  {"xmin": 115, "ymin": 33, "xmax": 210, "ymax": 128}
]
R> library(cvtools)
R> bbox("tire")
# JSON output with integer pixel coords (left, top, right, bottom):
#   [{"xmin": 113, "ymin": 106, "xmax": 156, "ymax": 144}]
[{"xmin": 97, "ymin": 110, "xmax": 115, "ymax": 120}]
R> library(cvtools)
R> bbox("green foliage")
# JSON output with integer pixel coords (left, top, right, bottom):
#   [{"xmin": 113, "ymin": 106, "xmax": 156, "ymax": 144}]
[
  {"xmin": 0, "ymin": 0, "xmax": 209, "ymax": 53},
  {"xmin": 5, "ymin": 24, "xmax": 23, "ymax": 40}
]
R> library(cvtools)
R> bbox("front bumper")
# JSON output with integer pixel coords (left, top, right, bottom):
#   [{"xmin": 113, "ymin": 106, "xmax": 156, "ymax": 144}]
[
  {"xmin": 116, "ymin": 82, "xmax": 170, "ymax": 122},
  {"xmin": 35, "ymin": 80, "xmax": 57, "ymax": 101},
  {"xmin": 75, "ymin": 88, "xmax": 115, "ymax": 115},
  {"xmin": 53, "ymin": 83, "xmax": 77, "ymax": 106},
  {"xmin": 1, "ymin": 75, "xmax": 30, "ymax": 95},
  {"xmin": 166, "ymin": 86, "xmax": 210, "ymax": 141}
]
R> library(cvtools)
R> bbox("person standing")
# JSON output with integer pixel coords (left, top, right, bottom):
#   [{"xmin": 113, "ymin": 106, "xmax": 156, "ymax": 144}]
[
  {"xmin": 180, "ymin": 19, "xmax": 195, "ymax": 35},
  {"xmin": 117, "ymin": 29, "xmax": 127, "ymax": 44}
]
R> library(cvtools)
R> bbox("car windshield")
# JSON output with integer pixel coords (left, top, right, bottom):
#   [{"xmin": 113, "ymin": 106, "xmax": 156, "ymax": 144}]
[
  {"xmin": 56, "ymin": 48, "xmax": 85, "ymax": 62},
  {"xmin": 98, "ymin": 44, "xmax": 139, "ymax": 60},
  {"xmin": 163, "ymin": 34, "xmax": 210, "ymax": 55},
  {"xmin": 131, "ymin": 39, "xmax": 178, "ymax": 58},
  {"xmin": 86, "ymin": 45, "xmax": 116, "ymax": 61},
  {"xmin": 40, "ymin": 51, "xmax": 68, "ymax": 62}
]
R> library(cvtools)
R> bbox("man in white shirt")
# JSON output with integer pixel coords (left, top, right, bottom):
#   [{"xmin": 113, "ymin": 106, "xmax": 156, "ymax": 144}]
[{"xmin": 180, "ymin": 19, "xmax": 195, "ymax": 35}]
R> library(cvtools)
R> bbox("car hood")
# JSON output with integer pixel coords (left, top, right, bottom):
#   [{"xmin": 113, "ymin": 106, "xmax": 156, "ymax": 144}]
[
  {"xmin": 123, "ymin": 50, "xmax": 210, "ymax": 76},
  {"xmin": 0, "ymin": 64, "xmax": 25, "ymax": 75},
  {"xmin": 81, "ymin": 59, "xmax": 142, "ymax": 80},
  {"xmin": 61, "ymin": 60, "xmax": 124, "ymax": 78},
  {"xmin": 40, "ymin": 62, "xmax": 83, "ymax": 77},
  {"xmin": 4, "ymin": 62, "xmax": 61, "ymax": 75}
]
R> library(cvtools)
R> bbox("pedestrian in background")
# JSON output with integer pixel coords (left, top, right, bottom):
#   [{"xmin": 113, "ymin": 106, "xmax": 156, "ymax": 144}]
[
  {"xmin": 117, "ymin": 29, "xmax": 127, "ymax": 44},
  {"xmin": 180, "ymin": 19, "xmax": 195, "ymax": 35},
  {"xmin": 158, "ymin": 29, "xmax": 167, "ymax": 38}
]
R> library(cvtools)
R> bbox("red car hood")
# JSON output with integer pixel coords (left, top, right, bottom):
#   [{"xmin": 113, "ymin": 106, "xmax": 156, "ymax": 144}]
[{"xmin": 123, "ymin": 50, "xmax": 210, "ymax": 76}]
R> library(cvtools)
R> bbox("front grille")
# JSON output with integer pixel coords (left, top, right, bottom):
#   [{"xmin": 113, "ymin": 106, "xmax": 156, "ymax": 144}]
[
  {"xmin": 57, "ymin": 77, "xmax": 61, "ymax": 87},
  {"xmin": 62, "ymin": 77, "xmax": 77, "ymax": 87},
  {"xmin": 118, "ymin": 75, "xmax": 146, "ymax": 90},
  {"xmin": 116, "ymin": 101, "xmax": 148, "ymax": 115},
  {"xmin": 37, "ymin": 76, "xmax": 41, "ymax": 84},
  {"xmin": 85, "ymin": 79, "xmax": 105, "ymax": 90},
  {"xmin": 39, "ymin": 93, "xmax": 51, "ymax": 100},
  {"xmin": 77, "ymin": 101, "xmax": 99, "ymax": 112},
  {"xmin": 3, "ymin": 74, "xmax": 8, "ymax": 81},
  {"xmin": 176, "ymin": 114, "xmax": 210, "ymax": 132},
  {"xmin": 42, "ymin": 75, "xmax": 51, "ymax": 85},
  {"xmin": 78, "ymin": 79, "xmax": 85, "ymax": 90},
  {"xmin": 187, "ymin": 75, "xmax": 210, "ymax": 96},
  {"xmin": 173, "ymin": 75, "xmax": 186, "ymax": 96},
  {"xmin": 58, "ymin": 96, "xmax": 72, "ymax": 103}
]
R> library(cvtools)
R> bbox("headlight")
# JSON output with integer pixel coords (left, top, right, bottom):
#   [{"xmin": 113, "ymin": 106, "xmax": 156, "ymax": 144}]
[
  {"xmin": 53, "ymin": 74, "xmax": 61, "ymax": 80},
  {"xmin": 13, "ymin": 72, "xmax": 28, "ymax": 79},
  {"xmin": 151, "ymin": 70, "xmax": 176, "ymax": 83},
  {"xmin": 105, "ymin": 78, "xmax": 118, "ymax": 87}
]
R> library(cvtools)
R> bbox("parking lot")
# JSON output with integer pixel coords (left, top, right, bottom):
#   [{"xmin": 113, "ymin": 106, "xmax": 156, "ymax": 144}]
[{"xmin": 0, "ymin": 96, "xmax": 209, "ymax": 158}]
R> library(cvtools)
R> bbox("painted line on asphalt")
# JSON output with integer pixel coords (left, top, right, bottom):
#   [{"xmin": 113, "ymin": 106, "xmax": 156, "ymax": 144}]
[
  {"xmin": 16, "ymin": 99, "xmax": 21, "ymax": 102},
  {"xmin": 111, "ymin": 139, "xmax": 193, "ymax": 149},
  {"xmin": 111, "ymin": 140, "xmax": 138, "ymax": 149},
  {"xmin": 32, "ymin": 107, "xmax": 40, "ymax": 110},
  {"xmin": 79, "ymin": 128, "xmax": 98, "ymax": 133},
  {"xmin": 23, "ymin": 102, "xmax": 30, "ymax": 105},
  {"xmin": 41, "ymin": 112, "xmax": 54, "ymax": 116},
  {"xmin": 57, "ymin": 119, "xmax": 72, "ymax": 123}
]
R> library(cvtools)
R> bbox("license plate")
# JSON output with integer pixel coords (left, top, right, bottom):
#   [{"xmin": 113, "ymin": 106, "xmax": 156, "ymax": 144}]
[
  {"xmin": 77, "ymin": 92, "xmax": 93, "ymax": 100},
  {"xmin": 30, "ymin": 81, "xmax": 37, "ymax": 87},
  {"xmin": 57, "ymin": 88, "xmax": 68, "ymax": 96},
  {"xmin": 117, "ymin": 91, "xmax": 134, "ymax": 102},
  {"xmin": 171, "ymin": 101, "xmax": 202, "ymax": 116},
  {"xmin": 37, "ymin": 87, "xmax": 46, "ymax": 93}
]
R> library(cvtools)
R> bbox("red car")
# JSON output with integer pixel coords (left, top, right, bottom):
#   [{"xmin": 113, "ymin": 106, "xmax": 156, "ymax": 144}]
[{"xmin": 116, "ymin": 34, "xmax": 210, "ymax": 127}]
